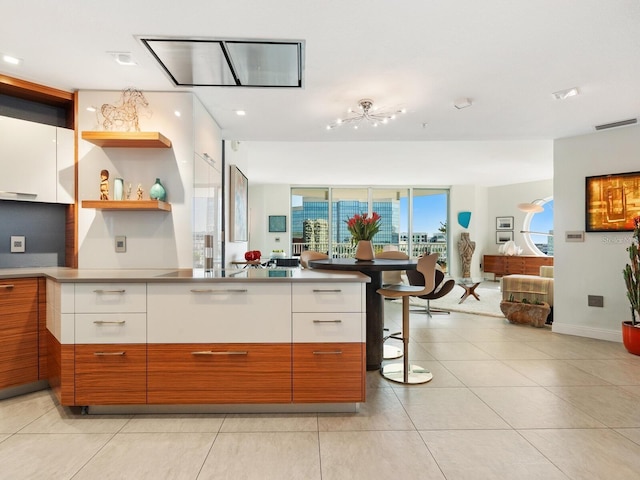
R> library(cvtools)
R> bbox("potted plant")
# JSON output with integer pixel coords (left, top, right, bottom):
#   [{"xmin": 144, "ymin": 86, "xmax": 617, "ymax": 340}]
[
  {"xmin": 622, "ymin": 216, "xmax": 640, "ymax": 355},
  {"xmin": 345, "ymin": 212, "xmax": 381, "ymax": 261},
  {"xmin": 500, "ymin": 295, "xmax": 550, "ymax": 328}
]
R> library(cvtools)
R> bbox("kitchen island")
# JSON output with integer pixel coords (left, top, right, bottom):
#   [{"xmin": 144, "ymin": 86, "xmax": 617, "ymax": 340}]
[{"xmin": 40, "ymin": 268, "xmax": 369, "ymax": 413}]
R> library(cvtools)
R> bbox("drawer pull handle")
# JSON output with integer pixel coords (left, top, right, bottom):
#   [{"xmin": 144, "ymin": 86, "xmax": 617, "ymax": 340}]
[
  {"xmin": 93, "ymin": 320, "xmax": 126, "ymax": 325},
  {"xmin": 93, "ymin": 289, "xmax": 126, "ymax": 294},
  {"xmin": 0, "ymin": 284, "xmax": 15, "ymax": 289},
  {"xmin": 313, "ymin": 319, "xmax": 343, "ymax": 323},
  {"xmin": 312, "ymin": 289, "xmax": 342, "ymax": 293},
  {"xmin": 312, "ymin": 351, "xmax": 343, "ymax": 355},
  {"xmin": 0, "ymin": 190, "xmax": 37, "ymax": 199},
  {"xmin": 94, "ymin": 351, "xmax": 126, "ymax": 356},
  {"xmin": 191, "ymin": 350, "xmax": 249, "ymax": 355},
  {"xmin": 190, "ymin": 289, "xmax": 248, "ymax": 294}
]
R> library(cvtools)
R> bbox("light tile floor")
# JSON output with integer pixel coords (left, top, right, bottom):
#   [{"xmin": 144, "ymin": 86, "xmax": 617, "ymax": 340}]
[{"xmin": 1, "ymin": 303, "xmax": 640, "ymax": 479}]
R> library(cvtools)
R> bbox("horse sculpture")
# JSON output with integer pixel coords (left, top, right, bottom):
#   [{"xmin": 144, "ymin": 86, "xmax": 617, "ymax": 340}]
[{"xmin": 100, "ymin": 88, "xmax": 150, "ymax": 132}]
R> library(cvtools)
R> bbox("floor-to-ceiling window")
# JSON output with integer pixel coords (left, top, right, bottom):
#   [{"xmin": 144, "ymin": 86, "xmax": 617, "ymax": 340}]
[{"xmin": 291, "ymin": 187, "xmax": 448, "ymax": 263}]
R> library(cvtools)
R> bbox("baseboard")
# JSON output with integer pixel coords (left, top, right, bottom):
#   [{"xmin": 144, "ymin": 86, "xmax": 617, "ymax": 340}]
[{"xmin": 552, "ymin": 323, "xmax": 622, "ymax": 342}]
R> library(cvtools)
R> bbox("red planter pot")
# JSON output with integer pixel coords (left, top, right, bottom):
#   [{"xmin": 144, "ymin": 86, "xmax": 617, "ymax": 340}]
[{"xmin": 622, "ymin": 321, "xmax": 640, "ymax": 356}]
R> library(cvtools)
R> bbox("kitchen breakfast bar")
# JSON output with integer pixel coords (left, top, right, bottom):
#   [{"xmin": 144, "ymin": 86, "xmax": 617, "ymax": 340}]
[{"xmin": 1, "ymin": 268, "xmax": 369, "ymax": 413}]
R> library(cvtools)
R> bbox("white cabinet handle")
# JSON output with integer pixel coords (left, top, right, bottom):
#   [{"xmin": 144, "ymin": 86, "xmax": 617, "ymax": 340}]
[
  {"xmin": 312, "ymin": 351, "xmax": 343, "ymax": 355},
  {"xmin": 93, "ymin": 289, "xmax": 126, "ymax": 294},
  {"xmin": 93, "ymin": 351, "xmax": 126, "ymax": 356},
  {"xmin": 312, "ymin": 289, "xmax": 342, "ymax": 293},
  {"xmin": 189, "ymin": 289, "xmax": 248, "ymax": 293},
  {"xmin": 0, "ymin": 284, "xmax": 15, "ymax": 289},
  {"xmin": 191, "ymin": 350, "xmax": 249, "ymax": 355},
  {"xmin": 0, "ymin": 191, "xmax": 37, "ymax": 200},
  {"xmin": 93, "ymin": 320, "xmax": 126, "ymax": 325},
  {"xmin": 313, "ymin": 319, "xmax": 343, "ymax": 323}
]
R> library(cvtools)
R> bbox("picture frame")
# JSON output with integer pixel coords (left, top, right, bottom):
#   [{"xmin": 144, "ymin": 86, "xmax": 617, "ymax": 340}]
[
  {"xmin": 496, "ymin": 216, "xmax": 514, "ymax": 230},
  {"xmin": 586, "ymin": 170, "xmax": 640, "ymax": 232},
  {"xmin": 229, "ymin": 165, "xmax": 248, "ymax": 242},
  {"xmin": 268, "ymin": 215, "xmax": 287, "ymax": 233},
  {"xmin": 496, "ymin": 230, "xmax": 514, "ymax": 244}
]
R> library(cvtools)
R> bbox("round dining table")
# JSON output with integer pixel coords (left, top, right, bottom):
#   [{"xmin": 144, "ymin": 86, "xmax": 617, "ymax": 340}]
[{"xmin": 308, "ymin": 257, "xmax": 418, "ymax": 370}]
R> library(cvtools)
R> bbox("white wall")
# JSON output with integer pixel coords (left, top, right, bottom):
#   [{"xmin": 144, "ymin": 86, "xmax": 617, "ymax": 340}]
[
  {"xmin": 77, "ymin": 91, "xmax": 221, "ymax": 269},
  {"xmin": 449, "ymin": 185, "xmax": 489, "ymax": 278},
  {"xmin": 486, "ymin": 179, "xmax": 554, "ymax": 256},
  {"xmin": 249, "ymin": 184, "xmax": 291, "ymax": 256},
  {"xmin": 553, "ymin": 125, "xmax": 640, "ymax": 342},
  {"xmin": 224, "ymin": 141, "xmax": 250, "ymax": 266}
]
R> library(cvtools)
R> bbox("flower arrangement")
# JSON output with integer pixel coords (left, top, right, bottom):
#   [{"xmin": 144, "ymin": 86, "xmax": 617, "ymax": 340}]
[
  {"xmin": 623, "ymin": 215, "xmax": 640, "ymax": 326},
  {"xmin": 345, "ymin": 212, "xmax": 382, "ymax": 243}
]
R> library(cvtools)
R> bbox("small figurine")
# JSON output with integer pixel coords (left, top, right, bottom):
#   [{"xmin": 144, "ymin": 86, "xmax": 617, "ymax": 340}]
[
  {"xmin": 136, "ymin": 183, "xmax": 144, "ymax": 200},
  {"xmin": 100, "ymin": 169, "xmax": 109, "ymax": 200},
  {"xmin": 126, "ymin": 183, "xmax": 132, "ymax": 200}
]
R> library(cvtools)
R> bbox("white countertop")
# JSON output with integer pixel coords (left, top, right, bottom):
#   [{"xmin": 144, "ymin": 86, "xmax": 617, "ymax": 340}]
[{"xmin": 0, "ymin": 267, "xmax": 370, "ymax": 283}]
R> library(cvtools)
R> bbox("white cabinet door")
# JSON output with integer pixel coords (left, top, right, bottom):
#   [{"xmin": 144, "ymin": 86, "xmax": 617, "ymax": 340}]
[
  {"xmin": 147, "ymin": 282, "xmax": 291, "ymax": 343},
  {"xmin": 0, "ymin": 116, "xmax": 57, "ymax": 202},
  {"xmin": 56, "ymin": 127, "xmax": 75, "ymax": 204}
]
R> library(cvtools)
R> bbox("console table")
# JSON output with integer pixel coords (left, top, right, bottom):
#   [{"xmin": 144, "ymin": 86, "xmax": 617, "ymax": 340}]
[{"xmin": 483, "ymin": 255, "xmax": 553, "ymax": 277}]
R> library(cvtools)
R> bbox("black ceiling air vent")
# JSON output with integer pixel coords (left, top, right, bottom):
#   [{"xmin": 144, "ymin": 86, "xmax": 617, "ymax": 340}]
[
  {"xmin": 594, "ymin": 118, "xmax": 637, "ymax": 130},
  {"xmin": 139, "ymin": 37, "xmax": 304, "ymax": 88}
]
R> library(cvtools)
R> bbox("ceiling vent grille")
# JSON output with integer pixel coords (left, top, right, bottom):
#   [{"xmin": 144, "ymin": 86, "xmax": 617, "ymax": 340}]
[{"xmin": 594, "ymin": 118, "xmax": 637, "ymax": 130}]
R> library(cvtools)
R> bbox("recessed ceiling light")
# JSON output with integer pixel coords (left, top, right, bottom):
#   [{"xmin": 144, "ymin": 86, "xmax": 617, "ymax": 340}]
[
  {"xmin": 86, "ymin": 106, "xmax": 97, "ymax": 112},
  {"xmin": 108, "ymin": 51, "xmax": 137, "ymax": 66},
  {"xmin": 454, "ymin": 97, "xmax": 472, "ymax": 109},
  {"xmin": 235, "ymin": 110, "xmax": 246, "ymax": 116},
  {"xmin": 174, "ymin": 110, "xmax": 181, "ymax": 117},
  {"xmin": 2, "ymin": 54, "xmax": 21, "ymax": 65},
  {"xmin": 552, "ymin": 87, "xmax": 579, "ymax": 100}
]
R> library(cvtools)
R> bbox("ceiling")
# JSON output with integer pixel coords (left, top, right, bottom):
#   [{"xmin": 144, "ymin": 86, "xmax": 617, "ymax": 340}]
[{"xmin": 1, "ymin": 1, "xmax": 639, "ymax": 184}]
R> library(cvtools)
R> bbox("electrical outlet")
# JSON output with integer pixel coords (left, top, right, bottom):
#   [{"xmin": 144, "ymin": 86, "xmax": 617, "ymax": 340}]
[
  {"xmin": 115, "ymin": 236, "xmax": 126, "ymax": 253},
  {"xmin": 10, "ymin": 236, "xmax": 25, "ymax": 253}
]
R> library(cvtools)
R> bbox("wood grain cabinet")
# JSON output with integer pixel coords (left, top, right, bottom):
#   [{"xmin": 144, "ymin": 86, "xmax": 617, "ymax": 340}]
[
  {"xmin": 75, "ymin": 344, "xmax": 146, "ymax": 405},
  {"xmin": 0, "ymin": 278, "xmax": 39, "ymax": 389},
  {"xmin": 147, "ymin": 343, "xmax": 291, "ymax": 404},
  {"xmin": 483, "ymin": 255, "xmax": 553, "ymax": 277}
]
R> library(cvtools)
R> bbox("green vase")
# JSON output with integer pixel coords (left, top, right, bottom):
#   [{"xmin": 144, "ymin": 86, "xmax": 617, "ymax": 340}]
[{"xmin": 149, "ymin": 178, "xmax": 166, "ymax": 202}]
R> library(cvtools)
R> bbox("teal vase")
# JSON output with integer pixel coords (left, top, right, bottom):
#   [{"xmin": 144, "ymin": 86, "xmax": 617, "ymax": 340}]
[{"xmin": 149, "ymin": 178, "xmax": 166, "ymax": 201}]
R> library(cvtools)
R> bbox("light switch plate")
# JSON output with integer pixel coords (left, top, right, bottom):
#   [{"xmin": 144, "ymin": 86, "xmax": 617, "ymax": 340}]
[
  {"xmin": 10, "ymin": 236, "xmax": 25, "ymax": 253},
  {"xmin": 115, "ymin": 236, "xmax": 126, "ymax": 253}
]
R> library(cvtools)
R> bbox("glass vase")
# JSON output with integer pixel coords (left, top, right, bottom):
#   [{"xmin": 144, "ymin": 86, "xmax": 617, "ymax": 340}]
[
  {"xmin": 113, "ymin": 178, "xmax": 124, "ymax": 201},
  {"xmin": 149, "ymin": 178, "xmax": 166, "ymax": 201}
]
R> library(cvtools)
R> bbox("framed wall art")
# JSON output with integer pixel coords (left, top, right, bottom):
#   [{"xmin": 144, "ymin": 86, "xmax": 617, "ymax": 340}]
[
  {"xmin": 229, "ymin": 165, "xmax": 248, "ymax": 242},
  {"xmin": 496, "ymin": 230, "xmax": 514, "ymax": 244},
  {"xmin": 269, "ymin": 215, "xmax": 287, "ymax": 232},
  {"xmin": 496, "ymin": 216, "xmax": 514, "ymax": 230},
  {"xmin": 586, "ymin": 171, "xmax": 640, "ymax": 232}
]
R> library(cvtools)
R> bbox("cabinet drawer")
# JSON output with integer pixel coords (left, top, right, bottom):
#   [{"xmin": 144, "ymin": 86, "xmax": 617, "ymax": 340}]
[
  {"xmin": 75, "ymin": 283, "xmax": 146, "ymax": 313},
  {"xmin": 147, "ymin": 283, "xmax": 291, "ymax": 343},
  {"xmin": 147, "ymin": 343, "xmax": 291, "ymax": 404},
  {"xmin": 75, "ymin": 314, "xmax": 146, "ymax": 344},
  {"xmin": 292, "ymin": 283, "xmax": 362, "ymax": 313},
  {"xmin": 75, "ymin": 344, "xmax": 146, "ymax": 405},
  {"xmin": 293, "ymin": 312, "xmax": 363, "ymax": 343},
  {"xmin": 0, "ymin": 278, "xmax": 38, "ymax": 314},
  {"xmin": 293, "ymin": 342, "xmax": 364, "ymax": 403}
]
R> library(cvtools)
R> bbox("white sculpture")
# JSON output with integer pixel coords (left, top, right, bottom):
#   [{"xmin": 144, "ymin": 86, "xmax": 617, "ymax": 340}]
[{"xmin": 500, "ymin": 240, "xmax": 523, "ymax": 256}]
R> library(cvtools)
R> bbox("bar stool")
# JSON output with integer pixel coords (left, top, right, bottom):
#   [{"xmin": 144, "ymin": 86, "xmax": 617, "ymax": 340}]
[
  {"xmin": 376, "ymin": 249, "xmax": 409, "ymax": 360},
  {"xmin": 377, "ymin": 253, "xmax": 438, "ymax": 384}
]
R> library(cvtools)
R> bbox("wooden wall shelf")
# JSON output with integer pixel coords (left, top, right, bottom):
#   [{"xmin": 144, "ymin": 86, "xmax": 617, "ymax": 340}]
[
  {"xmin": 81, "ymin": 200, "xmax": 172, "ymax": 212},
  {"xmin": 81, "ymin": 131, "xmax": 172, "ymax": 148}
]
